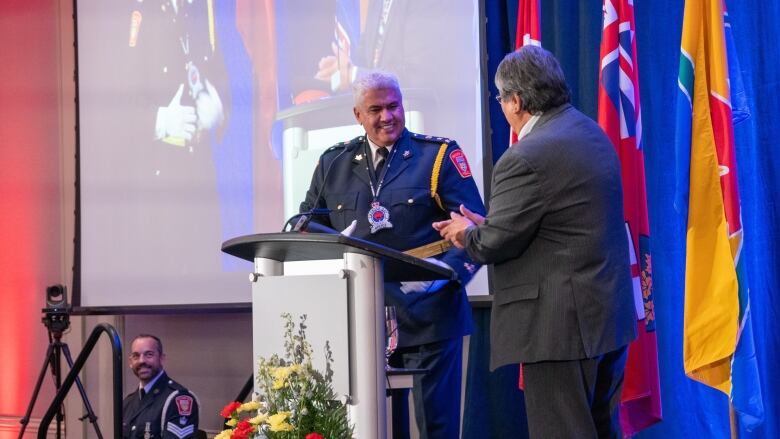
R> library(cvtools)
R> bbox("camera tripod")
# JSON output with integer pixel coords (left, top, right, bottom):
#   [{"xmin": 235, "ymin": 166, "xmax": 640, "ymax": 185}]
[{"xmin": 18, "ymin": 309, "xmax": 103, "ymax": 439}]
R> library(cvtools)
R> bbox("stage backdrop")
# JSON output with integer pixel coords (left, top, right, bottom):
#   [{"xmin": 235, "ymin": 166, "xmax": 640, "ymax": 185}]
[{"xmin": 464, "ymin": 1, "xmax": 779, "ymax": 438}]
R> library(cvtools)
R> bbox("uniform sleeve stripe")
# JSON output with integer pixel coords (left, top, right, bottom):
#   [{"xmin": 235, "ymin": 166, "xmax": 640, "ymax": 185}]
[{"xmin": 166, "ymin": 423, "xmax": 195, "ymax": 438}]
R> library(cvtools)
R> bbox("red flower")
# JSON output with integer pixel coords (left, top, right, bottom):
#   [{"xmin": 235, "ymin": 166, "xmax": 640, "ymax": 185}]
[
  {"xmin": 235, "ymin": 420, "xmax": 253, "ymax": 431},
  {"xmin": 306, "ymin": 433, "xmax": 325, "ymax": 439},
  {"xmin": 231, "ymin": 420, "xmax": 256, "ymax": 439},
  {"xmin": 220, "ymin": 401, "xmax": 242, "ymax": 418}
]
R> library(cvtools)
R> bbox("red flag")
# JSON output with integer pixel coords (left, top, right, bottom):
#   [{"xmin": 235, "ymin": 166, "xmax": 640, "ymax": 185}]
[
  {"xmin": 597, "ymin": 0, "xmax": 662, "ymax": 434},
  {"xmin": 511, "ymin": 0, "xmax": 541, "ymax": 146},
  {"xmin": 515, "ymin": 0, "xmax": 541, "ymax": 49},
  {"xmin": 513, "ymin": 0, "xmax": 540, "ymax": 391}
]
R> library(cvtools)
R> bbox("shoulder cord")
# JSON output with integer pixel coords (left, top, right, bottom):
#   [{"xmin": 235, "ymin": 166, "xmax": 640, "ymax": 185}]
[{"xmin": 430, "ymin": 143, "xmax": 449, "ymax": 210}]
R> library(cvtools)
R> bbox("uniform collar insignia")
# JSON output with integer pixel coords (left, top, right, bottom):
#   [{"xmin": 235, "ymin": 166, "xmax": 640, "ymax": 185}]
[{"xmin": 402, "ymin": 150, "xmax": 412, "ymax": 159}]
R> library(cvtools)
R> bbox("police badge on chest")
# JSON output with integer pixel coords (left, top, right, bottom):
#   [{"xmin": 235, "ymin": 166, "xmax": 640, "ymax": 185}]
[{"xmin": 368, "ymin": 201, "xmax": 393, "ymax": 233}]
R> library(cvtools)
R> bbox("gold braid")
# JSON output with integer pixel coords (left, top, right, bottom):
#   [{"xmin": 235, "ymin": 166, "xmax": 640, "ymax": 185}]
[{"xmin": 430, "ymin": 143, "xmax": 449, "ymax": 210}]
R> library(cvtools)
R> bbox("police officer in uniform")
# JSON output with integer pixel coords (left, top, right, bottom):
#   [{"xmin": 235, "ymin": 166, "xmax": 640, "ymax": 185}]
[
  {"xmin": 300, "ymin": 71, "xmax": 485, "ymax": 439},
  {"xmin": 123, "ymin": 335, "xmax": 199, "ymax": 439}
]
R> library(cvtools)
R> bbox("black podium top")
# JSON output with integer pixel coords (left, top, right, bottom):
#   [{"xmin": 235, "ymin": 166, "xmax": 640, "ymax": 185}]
[{"xmin": 222, "ymin": 233, "xmax": 454, "ymax": 282}]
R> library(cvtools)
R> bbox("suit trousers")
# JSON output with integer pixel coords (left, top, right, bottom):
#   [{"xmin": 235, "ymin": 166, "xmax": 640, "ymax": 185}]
[
  {"xmin": 522, "ymin": 345, "xmax": 628, "ymax": 439},
  {"xmin": 389, "ymin": 337, "xmax": 463, "ymax": 439}
]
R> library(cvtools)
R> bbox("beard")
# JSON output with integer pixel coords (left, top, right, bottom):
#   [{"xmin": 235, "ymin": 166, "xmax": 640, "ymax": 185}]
[{"xmin": 132, "ymin": 363, "xmax": 161, "ymax": 381}]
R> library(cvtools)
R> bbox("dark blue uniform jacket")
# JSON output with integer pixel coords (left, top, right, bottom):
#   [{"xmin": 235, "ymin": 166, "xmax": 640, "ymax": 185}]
[
  {"xmin": 122, "ymin": 372, "xmax": 199, "ymax": 439},
  {"xmin": 301, "ymin": 129, "xmax": 486, "ymax": 346}
]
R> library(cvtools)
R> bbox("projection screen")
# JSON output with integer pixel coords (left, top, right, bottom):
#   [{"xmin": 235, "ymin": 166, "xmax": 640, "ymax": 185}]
[{"xmin": 75, "ymin": 0, "xmax": 487, "ymax": 310}]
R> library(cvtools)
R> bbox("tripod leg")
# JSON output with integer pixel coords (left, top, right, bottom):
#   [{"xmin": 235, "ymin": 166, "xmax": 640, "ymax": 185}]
[
  {"xmin": 52, "ymin": 344, "xmax": 64, "ymax": 439},
  {"xmin": 61, "ymin": 343, "xmax": 104, "ymax": 439},
  {"xmin": 17, "ymin": 343, "xmax": 56, "ymax": 439}
]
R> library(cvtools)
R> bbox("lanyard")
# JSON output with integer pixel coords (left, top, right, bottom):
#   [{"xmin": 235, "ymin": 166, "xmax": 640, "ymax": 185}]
[{"xmin": 366, "ymin": 142, "xmax": 398, "ymax": 201}]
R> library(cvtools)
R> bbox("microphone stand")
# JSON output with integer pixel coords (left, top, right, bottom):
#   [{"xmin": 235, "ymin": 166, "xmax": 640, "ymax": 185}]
[{"xmin": 284, "ymin": 142, "xmax": 353, "ymax": 233}]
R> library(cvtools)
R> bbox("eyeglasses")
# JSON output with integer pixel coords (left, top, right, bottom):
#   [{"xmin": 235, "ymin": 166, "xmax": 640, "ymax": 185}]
[{"xmin": 495, "ymin": 92, "xmax": 514, "ymax": 104}]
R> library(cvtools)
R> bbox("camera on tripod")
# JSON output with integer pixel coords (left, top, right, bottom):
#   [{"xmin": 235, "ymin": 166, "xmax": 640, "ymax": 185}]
[
  {"xmin": 19, "ymin": 284, "xmax": 104, "ymax": 439},
  {"xmin": 42, "ymin": 284, "xmax": 70, "ymax": 337}
]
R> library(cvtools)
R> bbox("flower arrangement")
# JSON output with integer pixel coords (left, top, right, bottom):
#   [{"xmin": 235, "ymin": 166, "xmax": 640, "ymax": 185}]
[{"xmin": 216, "ymin": 313, "xmax": 353, "ymax": 439}]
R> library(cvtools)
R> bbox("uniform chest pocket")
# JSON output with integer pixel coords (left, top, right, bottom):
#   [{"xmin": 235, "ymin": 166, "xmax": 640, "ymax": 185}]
[
  {"xmin": 387, "ymin": 188, "xmax": 434, "ymax": 237},
  {"xmin": 324, "ymin": 192, "xmax": 359, "ymax": 231}
]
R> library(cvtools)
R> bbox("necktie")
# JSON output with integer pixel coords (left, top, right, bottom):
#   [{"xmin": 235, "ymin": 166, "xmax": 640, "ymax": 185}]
[
  {"xmin": 375, "ymin": 146, "xmax": 389, "ymax": 176},
  {"xmin": 140, "ymin": 388, "xmax": 146, "ymax": 400}
]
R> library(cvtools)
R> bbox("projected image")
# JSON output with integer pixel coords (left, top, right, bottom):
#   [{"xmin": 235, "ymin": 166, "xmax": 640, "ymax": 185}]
[
  {"xmin": 77, "ymin": 0, "xmax": 485, "ymax": 308},
  {"xmin": 79, "ymin": 0, "xmax": 279, "ymax": 306},
  {"xmin": 274, "ymin": 0, "xmax": 485, "ymax": 221}
]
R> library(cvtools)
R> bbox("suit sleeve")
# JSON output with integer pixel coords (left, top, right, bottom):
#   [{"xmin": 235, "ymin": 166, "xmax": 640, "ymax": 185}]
[
  {"xmin": 465, "ymin": 151, "xmax": 546, "ymax": 265},
  {"xmin": 161, "ymin": 390, "xmax": 199, "ymax": 438},
  {"xmin": 435, "ymin": 142, "xmax": 486, "ymax": 284}
]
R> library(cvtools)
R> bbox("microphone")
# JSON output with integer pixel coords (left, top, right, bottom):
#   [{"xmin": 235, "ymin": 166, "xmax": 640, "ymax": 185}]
[{"xmin": 282, "ymin": 144, "xmax": 353, "ymax": 233}]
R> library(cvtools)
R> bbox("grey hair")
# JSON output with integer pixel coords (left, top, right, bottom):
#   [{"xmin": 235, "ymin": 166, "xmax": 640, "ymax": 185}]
[
  {"xmin": 352, "ymin": 71, "xmax": 402, "ymax": 106},
  {"xmin": 495, "ymin": 45, "xmax": 570, "ymax": 113}
]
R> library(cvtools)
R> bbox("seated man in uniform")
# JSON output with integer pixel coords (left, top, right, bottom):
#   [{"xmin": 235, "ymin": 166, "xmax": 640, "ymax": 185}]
[{"xmin": 123, "ymin": 334, "xmax": 199, "ymax": 439}]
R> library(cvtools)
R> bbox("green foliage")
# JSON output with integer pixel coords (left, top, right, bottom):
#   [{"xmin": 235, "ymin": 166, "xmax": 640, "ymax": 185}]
[{"xmin": 219, "ymin": 313, "xmax": 353, "ymax": 439}]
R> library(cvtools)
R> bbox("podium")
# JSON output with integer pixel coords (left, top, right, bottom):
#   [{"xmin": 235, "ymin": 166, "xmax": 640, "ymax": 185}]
[{"xmin": 222, "ymin": 232, "xmax": 453, "ymax": 439}]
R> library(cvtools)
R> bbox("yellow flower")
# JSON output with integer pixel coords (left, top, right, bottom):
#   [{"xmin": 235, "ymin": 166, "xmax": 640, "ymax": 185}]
[
  {"xmin": 267, "ymin": 411, "xmax": 294, "ymax": 432},
  {"xmin": 271, "ymin": 366, "xmax": 296, "ymax": 389},
  {"xmin": 225, "ymin": 418, "xmax": 238, "ymax": 427},
  {"xmin": 238, "ymin": 400, "xmax": 261, "ymax": 413},
  {"xmin": 214, "ymin": 429, "xmax": 234, "ymax": 439},
  {"xmin": 249, "ymin": 412, "xmax": 269, "ymax": 425},
  {"xmin": 272, "ymin": 366, "xmax": 292, "ymax": 381},
  {"xmin": 270, "ymin": 422, "xmax": 294, "ymax": 432}
]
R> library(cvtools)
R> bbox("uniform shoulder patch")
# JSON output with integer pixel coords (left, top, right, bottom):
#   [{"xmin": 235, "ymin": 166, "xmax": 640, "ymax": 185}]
[
  {"xmin": 175, "ymin": 395, "xmax": 194, "ymax": 416},
  {"xmin": 449, "ymin": 149, "xmax": 472, "ymax": 178}
]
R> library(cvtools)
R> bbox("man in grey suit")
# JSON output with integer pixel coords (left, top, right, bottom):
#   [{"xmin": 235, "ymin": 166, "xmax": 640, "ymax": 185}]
[{"xmin": 434, "ymin": 46, "xmax": 637, "ymax": 438}]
